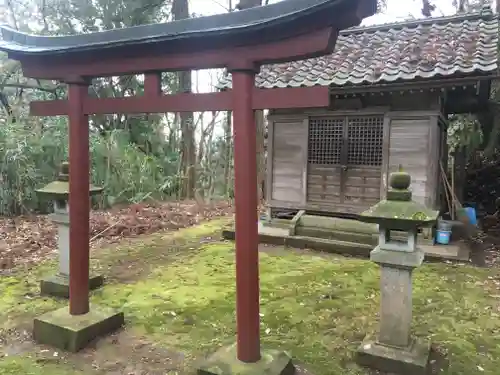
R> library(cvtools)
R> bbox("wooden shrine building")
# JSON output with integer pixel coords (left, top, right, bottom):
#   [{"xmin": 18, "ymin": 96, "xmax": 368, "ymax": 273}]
[{"xmin": 221, "ymin": 8, "xmax": 498, "ymax": 218}]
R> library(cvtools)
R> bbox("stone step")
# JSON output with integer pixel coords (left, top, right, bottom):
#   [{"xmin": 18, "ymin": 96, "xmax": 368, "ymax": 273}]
[
  {"xmin": 296, "ymin": 215, "xmax": 435, "ymax": 246},
  {"xmin": 288, "ymin": 236, "xmax": 373, "ymax": 257},
  {"xmin": 296, "ymin": 226, "xmax": 433, "ymax": 246},
  {"xmin": 295, "ymin": 226, "xmax": 376, "ymax": 246},
  {"xmin": 298, "ymin": 215, "xmax": 377, "ymax": 234},
  {"xmin": 263, "ymin": 219, "xmax": 293, "ymax": 230}
]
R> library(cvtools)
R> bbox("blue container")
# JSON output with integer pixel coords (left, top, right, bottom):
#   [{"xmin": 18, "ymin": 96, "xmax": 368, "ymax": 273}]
[
  {"xmin": 436, "ymin": 230, "xmax": 451, "ymax": 245},
  {"xmin": 464, "ymin": 207, "xmax": 477, "ymax": 226}
]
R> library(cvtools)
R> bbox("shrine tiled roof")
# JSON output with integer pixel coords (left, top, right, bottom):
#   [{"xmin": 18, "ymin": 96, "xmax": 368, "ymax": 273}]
[{"xmin": 219, "ymin": 8, "xmax": 498, "ymax": 89}]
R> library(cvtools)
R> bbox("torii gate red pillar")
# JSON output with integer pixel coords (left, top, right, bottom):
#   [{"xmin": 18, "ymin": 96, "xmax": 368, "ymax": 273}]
[
  {"xmin": 231, "ymin": 68, "xmax": 260, "ymax": 362},
  {"xmin": 68, "ymin": 79, "xmax": 91, "ymax": 316}
]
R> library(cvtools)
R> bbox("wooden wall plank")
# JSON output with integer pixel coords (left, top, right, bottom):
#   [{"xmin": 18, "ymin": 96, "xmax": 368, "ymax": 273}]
[
  {"xmin": 426, "ymin": 115, "xmax": 440, "ymax": 208},
  {"xmin": 387, "ymin": 117, "xmax": 430, "ymax": 205},
  {"xmin": 271, "ymin": 119, "xmax": 308, "ymax": 204}
]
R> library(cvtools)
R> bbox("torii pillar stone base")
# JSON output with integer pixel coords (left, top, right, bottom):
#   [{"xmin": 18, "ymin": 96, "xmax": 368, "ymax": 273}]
[
  {"xmin": 197, "ymin": 344, "xmax": 294, "ymax": 375},
  {"xmin": 33, "ymin": 303, "xmax": 124, "ymax": 352}
]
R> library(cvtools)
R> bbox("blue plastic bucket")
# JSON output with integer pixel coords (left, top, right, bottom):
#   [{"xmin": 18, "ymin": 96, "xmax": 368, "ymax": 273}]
[
  {"xmin": 437, "ymin": 219, "xmax": 453, "ymax": 232},
  {"xmin": 436, "ymin": 230, "xmax": 451, "ymax": 245},
  {"xmin": 464, "ymin": 207, "xmax": 477, "ymax": 226}
]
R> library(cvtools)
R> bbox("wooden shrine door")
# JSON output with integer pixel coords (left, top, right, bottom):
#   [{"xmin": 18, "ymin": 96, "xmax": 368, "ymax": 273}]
[{"xmin": 307, "ymin": 114, "xmax": 384, "ymax": 213}]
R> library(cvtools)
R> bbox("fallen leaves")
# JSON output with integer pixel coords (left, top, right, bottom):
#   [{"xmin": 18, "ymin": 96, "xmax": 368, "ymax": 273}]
[{"xmin": 0, "ymin": 200, "xmax": 233, "ymax": 271}]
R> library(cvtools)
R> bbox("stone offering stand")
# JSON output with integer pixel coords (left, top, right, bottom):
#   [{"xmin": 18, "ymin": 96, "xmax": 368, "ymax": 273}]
[
  {"xmin": 36, "ymin": 161, "xmax": 105, "ymax": 298},
  {"xmin": 355, "ymin": 168, "xmax": 439, "ymax": 375}
]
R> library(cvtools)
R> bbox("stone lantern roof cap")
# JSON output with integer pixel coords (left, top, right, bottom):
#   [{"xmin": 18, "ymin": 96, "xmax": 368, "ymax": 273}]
[
  {"xmin": 36, "ymin": 161, "xmax": 103, "ymax": 199},
  {"xmin": 358, "ymin": 167, "xmax": 439, "ymax": 229}
]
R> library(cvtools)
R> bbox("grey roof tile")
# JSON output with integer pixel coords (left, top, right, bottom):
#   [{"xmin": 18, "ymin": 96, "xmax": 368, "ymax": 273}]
[{"xmin": 219, "ymin": 9, "xmax": 498, "ymax": 89}]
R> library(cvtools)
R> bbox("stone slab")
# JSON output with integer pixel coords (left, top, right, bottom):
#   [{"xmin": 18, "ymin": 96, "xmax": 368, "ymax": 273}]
[
  {"xmin": 421, "ymin": 242, "xmax": 470, "ymax": 261},
  {"xmin": 370, "ymin": 246, "xmax": 425, "ymax": 269},
  {"xmin": 33, "ymin": 304, "xmax": 124, "ymax": 352},
  {"xmin": 40, "ymin": 274, "xmax": 104, "ymax": 298},
  {"xmin": 356, "ymin": 336, "xmax": 431, "ymax": 375},
  {"xmin": 197, "ymin": 343, "xmax": 294, "ymax": 375}
]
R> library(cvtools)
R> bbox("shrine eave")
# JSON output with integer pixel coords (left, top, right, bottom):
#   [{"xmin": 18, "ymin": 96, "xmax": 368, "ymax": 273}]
[{"xmin": 0, "ymin": 0, "xmax": 376, "ymax": 58}]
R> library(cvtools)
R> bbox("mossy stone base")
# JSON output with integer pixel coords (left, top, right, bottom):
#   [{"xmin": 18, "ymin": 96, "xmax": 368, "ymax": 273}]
[
  {"xmin": 356, "ymin": 336, "xmax": 431, "ymax": 375},
  {"xmin": 40, "ymin": 274, "xmax": 104, "ymax": 298},
  {"xmin": 197, "ymin": 343, "xmax": 294, "ymax": 375},
  {"xmin": 33, "ymin": 304, "xmax": 124, "ymax": 352}
]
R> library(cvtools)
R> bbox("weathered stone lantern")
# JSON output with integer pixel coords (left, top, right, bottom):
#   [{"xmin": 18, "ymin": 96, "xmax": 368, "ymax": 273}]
[
  {"xmin": 36, "ymin": 161, "xmax": 105, "ymax": 298},
  {"xmin": 356, "ymin": 168, "xmax": 439, "ymax": 375}
]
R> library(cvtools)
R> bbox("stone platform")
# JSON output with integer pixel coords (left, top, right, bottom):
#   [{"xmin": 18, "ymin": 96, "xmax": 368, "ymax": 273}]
[
  {"xmin": 222, "ymin": 218, "xmax": 470, "ymax": 262},
  {"xmin": 357, "ymin": 334, "xmax": 431, "ymax": 374}
]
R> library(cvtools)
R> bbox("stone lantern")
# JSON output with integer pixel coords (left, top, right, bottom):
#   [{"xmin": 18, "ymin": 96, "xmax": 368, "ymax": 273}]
[
  {"xmin": 36, "ymin": 161, "xmax": 104, "ymax": 298},
  {"xmin": 355, "ymin": 168, "xmax": 439, "ymax": 375}
]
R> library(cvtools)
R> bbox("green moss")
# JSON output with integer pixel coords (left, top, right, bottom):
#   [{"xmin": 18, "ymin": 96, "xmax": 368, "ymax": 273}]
[
  {"xmin": 0, "ymin": 217, "xmax": 230, "ymax": 329},
  {"xmin": 361, "ymin": 199, "xmax": 438, "ymax": 223},
  {"xmin": 0, "ymin": 270, "xmax": 64, "ymax": 330},
  {"xmin": 388, "ymin": 171, "xmax": 411, "ymax": 190},
  {"xmin": 36, "ymin": 180, "xmax": 103, "ymax": 198},
  {"xmin": 93, "ymin": 242, "xmax": 500, "ymax": 375},
  {"xmin": 0, "ymin": 356, "xmax": 80, "ymax": 375},
  {"xmin": 2, "ymin": 217, "xmax": 500, "ymax": 375}
]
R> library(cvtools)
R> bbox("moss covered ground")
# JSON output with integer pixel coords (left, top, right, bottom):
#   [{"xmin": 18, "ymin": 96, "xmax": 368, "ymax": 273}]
[{"xmin": 0, "ymin": 217, "xmax": 499, "ymax": 374}]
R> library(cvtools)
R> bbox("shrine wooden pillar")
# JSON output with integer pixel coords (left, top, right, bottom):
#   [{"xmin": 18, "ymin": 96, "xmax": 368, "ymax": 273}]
[
  {"xmin": 67, "ymin": 79, "xmax": 91, "ymax": 315},
  {"xmin": 230, "ymin": 66, "xmax": 261, "ymax": 362}
]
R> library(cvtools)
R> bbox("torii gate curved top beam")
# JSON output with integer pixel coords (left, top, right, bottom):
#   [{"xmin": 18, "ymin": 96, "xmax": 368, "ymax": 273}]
[
  {"xmin": 0, "ymin": 0, "xmax": 377, "ymax": 365},
  {"xmin": 0, "ymin": 0, "xmax": 376, "ymax": 78}
]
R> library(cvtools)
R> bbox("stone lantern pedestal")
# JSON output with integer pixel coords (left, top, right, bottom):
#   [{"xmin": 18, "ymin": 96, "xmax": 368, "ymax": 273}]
[
  {"xmin": 36, "ymin": 162, "xmax": 104, "ymax": 298},
  {"xmin": 355, "ymin": 168, "xmax": 439, "ymax": 375}
]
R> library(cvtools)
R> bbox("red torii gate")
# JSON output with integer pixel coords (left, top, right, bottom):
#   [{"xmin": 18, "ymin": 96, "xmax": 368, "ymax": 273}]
[{"xmin": 0, "ymin": 0, "xmax": 375, "ymax": 371}]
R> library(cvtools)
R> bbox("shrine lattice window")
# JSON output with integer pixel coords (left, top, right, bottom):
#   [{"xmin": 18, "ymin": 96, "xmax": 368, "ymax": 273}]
[
  {"xmin": 347, "ymin": 116, "xmax": 384, "ymax": 166},
  {"xmin": 307, "ymin": 117, "xmax": 344, "ymax": 165},
  {"xmin": 307, "ymin": 115, "xmax": 384, "ymax": 166}
]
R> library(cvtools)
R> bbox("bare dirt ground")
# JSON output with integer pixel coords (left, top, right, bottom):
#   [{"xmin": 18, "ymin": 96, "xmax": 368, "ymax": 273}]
[{"xmin": 0, "ymin": 200, "xmax": 233, "ymax": 271}]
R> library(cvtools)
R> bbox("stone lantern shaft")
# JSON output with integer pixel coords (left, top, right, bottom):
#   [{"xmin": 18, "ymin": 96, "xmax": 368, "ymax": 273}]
[{"xmin": 379, "ymin": 264, "xmax": 413, "ymax": 347}]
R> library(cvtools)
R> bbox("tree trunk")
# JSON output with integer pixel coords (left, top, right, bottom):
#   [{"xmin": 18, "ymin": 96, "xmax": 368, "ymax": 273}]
[
  {"xmin": 222, "ymin": 0, "xmax": 235, "ymax": 197},
  {"xmin": 172, "ymin": 0, "xmax": 196, "ymax": 199},
  {"xmin": 223, "ymin": 110, "xmax": 233, "ymax": 196},
  {"xmin": 255, "ymin": 110, "xmax": 265, "ymax": 202}
]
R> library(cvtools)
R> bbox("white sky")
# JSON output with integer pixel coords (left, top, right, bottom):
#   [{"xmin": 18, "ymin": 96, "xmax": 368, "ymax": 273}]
[
  {"xmin": 189, "ymin": 0, "xmax": 458, "ymax": 24},
  {"xmin": 187, "ymin": 0, "xmax": 461, "ymax": 95}
]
